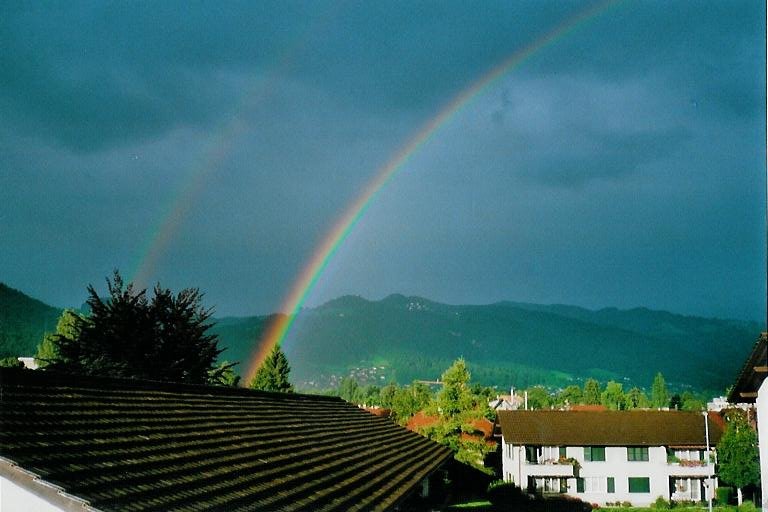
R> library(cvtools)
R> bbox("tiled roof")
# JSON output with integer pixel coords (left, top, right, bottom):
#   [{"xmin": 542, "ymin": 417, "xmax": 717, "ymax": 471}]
[
  {"xmin": 728, "ymin": 332, "xmax": 768, "ymax": 403},
  {"xmin": 497, "ymin": 410, "xmax": 722, "ymax": 447},
  {"xmin": 0, "ymin": 368, "xmax": 452, "ymax": 512}
]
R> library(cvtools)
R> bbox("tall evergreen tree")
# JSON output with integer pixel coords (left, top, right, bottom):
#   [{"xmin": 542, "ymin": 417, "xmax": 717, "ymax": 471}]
[
  {"xmin": 249, "ymin": 345, "xmax": 293, "ymax": 392},
  {"xmin": 651, "ymin": 372, "xmax": 669, "ymax": 408},
  {"xmin": 44, "ymin": 271, "xmax": 223, "ymax": 385},
  {"xmin": 583, "ymin": 378, "xmax": 602, "ymax": 405}
]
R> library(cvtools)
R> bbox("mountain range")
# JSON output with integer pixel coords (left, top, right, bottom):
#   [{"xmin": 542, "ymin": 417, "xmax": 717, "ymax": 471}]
[{"xmin": 1, "ymin": 284, "xmax": 761, "ymax": 393}]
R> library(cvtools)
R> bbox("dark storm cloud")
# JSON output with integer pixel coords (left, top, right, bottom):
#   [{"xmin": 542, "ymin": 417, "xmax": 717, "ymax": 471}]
[{"xmin": 1, "ymin": 0, "xmax": 765, "ymax": 321}]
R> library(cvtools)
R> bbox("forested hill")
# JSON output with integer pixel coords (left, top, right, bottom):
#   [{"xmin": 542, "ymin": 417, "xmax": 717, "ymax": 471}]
[
  {"xmin": 217, "ymin": 294, "xmax": 761, "ymax": 392},
  {"xmin": 0, "ymin": 284, "xmax": 62, "ymax": 358},
  {"xmin": 1, "ymin": 284, "xmax": 761, "ymax": 393}
]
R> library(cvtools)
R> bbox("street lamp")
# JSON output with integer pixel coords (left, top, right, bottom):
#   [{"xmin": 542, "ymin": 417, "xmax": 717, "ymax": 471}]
[{"xmin": 703, "ymin": 411, "xmax": 713, "ymax": 512}]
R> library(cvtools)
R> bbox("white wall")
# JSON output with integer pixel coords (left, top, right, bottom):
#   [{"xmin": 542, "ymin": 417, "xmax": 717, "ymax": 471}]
[
  {"xmin": 0, "ymin": 476, "xmax": 65, "ymax": 512},
  {"xmin": 757, "ymin": 379, "xmax": 768, "ymax": 511},
  {"xmin": 501, "ymin": 440, "xmax": 714, "ymax": 507},
  {"xmin": 566, "ymin": 446, "xmax": 668, "ymax": 506}
]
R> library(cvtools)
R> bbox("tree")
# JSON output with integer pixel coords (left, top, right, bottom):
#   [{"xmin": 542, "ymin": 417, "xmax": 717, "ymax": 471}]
[
  {"xmin": 601, "ymin": 381, "xmax": 626, "ymax": 410},
  {"xmin": 680, "ymin": 392, "xmax": 705, "ymax": 412},
  {"xmin": 45, "ymin": 271, "xmax": 223, "ymax": 385},
  {"xmin": 338, "ymin": 376, "xmax": 361, "ymax": 403},
  {"xmin": 249, "ymin": 345, "xmax": 294, "ymax": 392},
  {"xmin": 651, "ymin": 372, "xmax": 669, "ymax": 409},
  {"xmin": 35, "ymin": 309, "xmax": 82, "ymax": 368},
  {"xmin": 625, "ymin": 387, "xmax": 649, "ymax": 409},
  {"xmin": 437, "ymin": 358, "xmax": 473, "ymax": 418},
  {"xmin": 583, "ymin": 378, "xmax": 602, "ymax": 405},
  {"xmin": 525, "ymin": 386, "xmax": 551, "ymax": 410},
  {"xmin": 212, "ymin": 361, "xmax": 240, "ymax": 387},
  {"xmin": 557, "ymin": 385, "xmax": 584, "ymax": 407},
  {"xmin": 391, "ymin": 382, "xmax": 432, "ymax": 423},
  {"xmin": 0, "ymin": 357, "xmax": 23, "ymax": 368},
  {"xmin": 379, "ymin": 382, "xmax": 398, "ymax": 408},
  {"xmin": 717, "ymin": 413, "xmax": 760, "ymax": 505}
]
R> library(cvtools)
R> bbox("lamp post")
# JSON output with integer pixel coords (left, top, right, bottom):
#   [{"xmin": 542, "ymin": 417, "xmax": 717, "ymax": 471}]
[{"xmin": 703, "ymin": 411, "xmax": 713, "ymax": 512}]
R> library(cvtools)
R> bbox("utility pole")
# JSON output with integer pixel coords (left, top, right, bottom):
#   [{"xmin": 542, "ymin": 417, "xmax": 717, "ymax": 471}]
[{"xmin": 703, "ymin": 411, "xmax": 713, "ymax": 512}]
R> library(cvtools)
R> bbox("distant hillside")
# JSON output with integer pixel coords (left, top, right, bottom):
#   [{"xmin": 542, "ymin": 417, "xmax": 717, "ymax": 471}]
[
  {"xmin": 1, "ymin": 284, "xmax": 760, "ymax": 393},
  {"xmin": 0, "ymin": 284, "xmax": 62, "ymax": 358},
  {"xmin": 217, "ymin": 294, "xmax": 761, "ymax": 392}
]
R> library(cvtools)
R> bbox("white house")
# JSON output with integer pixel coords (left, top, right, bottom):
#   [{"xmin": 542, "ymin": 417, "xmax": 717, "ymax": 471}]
[{"xmin": 496, "ymin": 410, "xmax": 722, "ymax": 506}]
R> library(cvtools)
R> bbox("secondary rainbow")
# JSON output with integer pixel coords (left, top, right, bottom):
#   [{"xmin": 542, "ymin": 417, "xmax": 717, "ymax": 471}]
[{"xmin": 244, "ymin": 0, "xmax": 621, "ymax": 383}]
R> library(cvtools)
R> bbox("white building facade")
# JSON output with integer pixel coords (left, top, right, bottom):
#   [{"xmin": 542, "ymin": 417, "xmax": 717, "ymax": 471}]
[{"xmin": 497, "ymin": 410, "xmax": 720, "ymax": 506}]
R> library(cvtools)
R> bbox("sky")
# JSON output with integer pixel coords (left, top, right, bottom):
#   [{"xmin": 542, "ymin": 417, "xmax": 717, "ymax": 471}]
[{"xmin": 1, "ymin": 0, "xmax": 766, "ymax": 322}]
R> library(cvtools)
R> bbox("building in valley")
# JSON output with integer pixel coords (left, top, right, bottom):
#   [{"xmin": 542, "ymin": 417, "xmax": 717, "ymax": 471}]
[{"xmin": 496, "ymin": 409, "xmax": 722, "ymax": 506}]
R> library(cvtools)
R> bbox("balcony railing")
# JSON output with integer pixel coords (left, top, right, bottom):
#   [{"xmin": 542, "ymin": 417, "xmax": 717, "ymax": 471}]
[{"xmin": 525, "ymin": 458, "xmax": 576, "ymax": 477}]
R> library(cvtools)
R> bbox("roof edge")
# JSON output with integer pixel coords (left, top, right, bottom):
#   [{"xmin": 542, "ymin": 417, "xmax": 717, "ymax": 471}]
[
  {"xmin": 0, "ymin": 457, "xmax": 99, "ymax": 512},
  {"xmin": 0, "ymin": 368, "xmax": 344, "ymax": 403}
]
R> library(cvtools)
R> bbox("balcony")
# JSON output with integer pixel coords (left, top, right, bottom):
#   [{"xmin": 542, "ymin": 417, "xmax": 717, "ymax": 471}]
[
  {"xmin": 525, "ymin": 459, "xmax": 576, "ymax": 477},
  {"xmin": 667, "ymin": 459, "xmax": 712, "ymax": 477}
]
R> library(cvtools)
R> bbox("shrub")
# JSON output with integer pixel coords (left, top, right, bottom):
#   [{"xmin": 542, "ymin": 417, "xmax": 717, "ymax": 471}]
[
  {"xmin": 654, "ymin": 496, "xmax": 671, "ymax": 509},
  {"xmin": 621, "ymin": 501, "xmax": 632, "ymax": 508},
  {"xmin": 487, "ymin": 480, "xmax": 527, "ymax": 508},
  {"xmin": 716, "ymin": 487, "xmax": 732, "ymax": 505},
  {"xmin": 739, "ymin": 501, "xmax": 758, "ymax": 512}
]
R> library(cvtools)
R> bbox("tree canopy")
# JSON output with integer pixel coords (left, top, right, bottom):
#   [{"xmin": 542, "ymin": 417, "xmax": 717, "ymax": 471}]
[
  {"xmin": 717, "ymin": 412, "xmax": 760, "ymax": 504},
  {"xmin": 44, "ymin": 271, "xmax": 224, "ymax": 385},
  {"xmin": 249, "ymin": 345, "xmax": 293, "ymax": 392},
  {"xmin": 437, "ymin": 358, "xmax": 474, "ymax": 418},
  {"xmin": 651, "ymin": 372, "xmax": 669, "ymax": 408}
]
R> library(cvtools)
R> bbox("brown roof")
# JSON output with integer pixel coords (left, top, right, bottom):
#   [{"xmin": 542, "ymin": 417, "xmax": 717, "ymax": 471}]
[
  {"xmin": 728, "ymin": 333, "xmax": 768, "ymax": 403},
  {"xmin": 0, "ymin": 368, "xmax": 451, "ymax": 512},
  {"xmin": 406, "ymin": 411, "xmax": 440, "ymax": 431},
  {"xmin": 570, "ymin": 404, "xmax": 607, "ymax": 412},
  {"xmin": 497, "ymin": 410, "xmax": 722, "ymax": 447}
]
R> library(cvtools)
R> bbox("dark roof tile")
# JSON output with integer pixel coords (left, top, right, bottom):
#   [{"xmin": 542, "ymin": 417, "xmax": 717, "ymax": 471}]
[
  {"xmin": 0, "ymin": 368, "xmax": 451, "ymax": 511},
  {"xmin": 497, "ymin": 410, "xmax": 722, "ymax": 447}
]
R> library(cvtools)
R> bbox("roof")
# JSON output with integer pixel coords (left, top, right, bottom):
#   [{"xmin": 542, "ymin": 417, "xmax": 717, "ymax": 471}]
[
  {"xmin": 496, "ymin": 410, "xmax": 722, "ymax": 447},
  {"xmin": 728, "ymin": 333, "xmax": 768, "ymax": 403},
  {"xmin": 406, "ymin": 411, "xmax": 440, "ymax": 432},
  {"xmin": 569, "ymin": 404, "xmax": 607, "ymax": 412},
  {"xmin": 0, "ymin": 368, "xmax": 452, "ymax": 512}
]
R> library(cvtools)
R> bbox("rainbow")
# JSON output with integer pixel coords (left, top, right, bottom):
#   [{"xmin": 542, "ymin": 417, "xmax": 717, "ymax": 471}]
[
  {"xmin": 244, "ymin": 0, "xmax": 621, "ymax": 384},
  {"xmin": 128, "ymin": 10, "xmax": 339, "ymax": 289}
]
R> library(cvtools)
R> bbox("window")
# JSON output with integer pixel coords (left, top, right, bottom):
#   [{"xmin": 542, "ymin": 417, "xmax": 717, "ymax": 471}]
[
  {"xmin": 537, "ymin": 477, "xmax": 564, "ymax": 493},
  {"xmin": 607, "ymin": 477, "xmax": 615, "ymax": 493},
  {"xmin": 542, "ymin": 446, "xmax": 560, "ymax": 461},
  {"xmin": 627, "ymin": 447, "xmax": 649, "ymax": 461},
  {"xmin": 628, "ymin": 477, "xmax": 651, "ymax": 493},
  {"xmin": 559, "ymin": 446, "xmax": 567, "ymax": 458},
  {"xmin": 584, "ymin": 446, "xmax": 606, "ymax": 461},
  {"xmin": 583, "ymin": 477, "xmax": 606, "ymax": 493},
  {"xmin": 506, "ymin": 443, "xmax": 513, "ymax": 459},
  {"xmin": 576, "ymin": 478, "xmax": 584, "ymax": 493}
]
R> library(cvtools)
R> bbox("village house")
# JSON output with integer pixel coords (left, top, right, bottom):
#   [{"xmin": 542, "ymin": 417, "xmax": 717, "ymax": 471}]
[
  {"xmin": 0, "ymin": 368, "xmax": 452, "ymax": 511},
  {"xmin": 496, "ymin": 410, "xmax": 722, "ymax": 506}
]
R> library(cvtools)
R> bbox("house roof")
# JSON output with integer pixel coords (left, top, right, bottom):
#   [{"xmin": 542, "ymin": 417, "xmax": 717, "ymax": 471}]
[
  {"xmin": 0, "ymin": 368, "xmax": 452, "ymax": 512},
  {"xmin": 496, "ymin": 410, "xmax": 722, "ymax": 447},
  {"xmin": 728, "ymin": 332, "xmax": 768, "ymax": 404}
]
